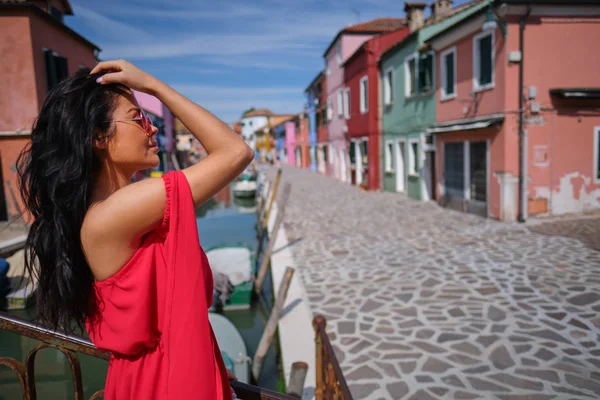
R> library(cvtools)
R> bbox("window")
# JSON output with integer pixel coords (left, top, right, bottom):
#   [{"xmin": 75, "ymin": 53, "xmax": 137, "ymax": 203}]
[
  {"xmin": 337, "ymin": 89, "xmax": 343, "ymax": 116},
  {"xmin": 327, "ymin": 97, "xmax": 333, "ymax": 121},
  {"xmin": 409, "ymin": 140, "xmax": 419, "ymax": 175},
  {"xmin": 595, "ymin": 127, "xmax": 600, "ymax": 183},
  {"xmin": 418, "ymin": 52, "xmax": 434, "ymax": 94},
  {"xmin": 316, "ymin": 83, "xmax": 322, "ymax": 97},
  {"xmin": 360, "ymin": 140, "xmax": 368, "ymax": 166},
  {"xmin": 385, "ymin": 141, "xmax": 394, "ymax": 172},
  {"xmin": 44, "ymin": 49, "xmax": 68, "ymax": 91},
  {"xmin": 343, "ymin": 88, "xmax": 350, "ymax": 119},
  {"xmin": 405, "ymin": 53, "xmax": 418, "ymax": 97},
  {"xmin": 473, "ymin": 31, "xmax": 494, "ymax": 91},
  {"xmin": 249, "ymin": 120, "xmax": 253, "ymax": 126},
  {"xmin": 441, "ymin": 47, "xmax": 457, "ymax": 100},
  {"xmin": 349, "ymin": 141, "xmax": 356, "ymax": 165},
  {"xmin": 359, "ymin": 76, "xmax": 368, "ymax": 114},
  {"xmin": 321, "ymin": 108, "xmax": 327, "ymax": 125},
  {"xmin": 336, "ymin": 41, "xmax": 342, "ymax": 65},
  {"xmin": 316, "ymin": 111, "xmax": 321, "ymax": 128},
  {"xmin": 383, "ymin": 67, "xmax": 394, "ymax": 105}
]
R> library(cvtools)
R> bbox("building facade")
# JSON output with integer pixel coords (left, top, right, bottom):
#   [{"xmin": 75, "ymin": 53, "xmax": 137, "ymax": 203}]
[
  {"xmin": 305, "ymin": 71, "xmax": 326, "ymax": 172},
  {"xmin": 0, "ymin": 0, "xmax": 99, "ymax": 220},
  {"xmin": 343, "ymin": 24, "xmax": 410, "ymax": 190},
  {"xmin": 324, "ymin": 18, "xmax": 404, "ymax": 183},
  {"xmin": 428, "ymin": 0, "xmax": 600, "ymax": 221},
  {"xmin": 379, "ymin": 0, "xmax": 488, "ymax": 201}
]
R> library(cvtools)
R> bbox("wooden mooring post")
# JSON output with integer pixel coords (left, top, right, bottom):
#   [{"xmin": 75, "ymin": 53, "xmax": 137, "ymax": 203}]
[
  {"xmin": 257, "ymin": 168, "xmax": 282, "ymax": 237},
  {"xmin": 287, "ymin": 361, "xmax": 308, "ymax": 398},
  {"xmin": 256, "ymin": 179, "xmax": 272, "ymax": 221},
  {"xmin": 252, "ymin": 266, "xmax": 294, "ymax": 381},
  {"xmin": 255, "ymin": 183, "xmax": 291, "ymax": 294}
]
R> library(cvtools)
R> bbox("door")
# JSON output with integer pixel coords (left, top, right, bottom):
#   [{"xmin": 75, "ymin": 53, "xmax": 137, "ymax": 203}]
[
  {"xmin": 339, "ymin": 148, "xmax": 347, "ymax": 182},
  {"xmin": 443, "ymin": 142, "xmax": 465, "ymax": 211},
  {"xmin": 422, "ymin": 151, "xmax": 434, "ymax": 201},
  {"xmin": 355, "ymin": 141, "xmax": 362, "ymax": 186},
  {"xmin": 467, "ymin": 141, "xmax": 488, "ymax": 216},
  {"xmin": 395, "ymin": 141, "xmax": 405, "ymax": 192}
]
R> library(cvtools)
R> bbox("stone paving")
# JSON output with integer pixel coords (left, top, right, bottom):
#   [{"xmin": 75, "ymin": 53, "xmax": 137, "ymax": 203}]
[{"xmin": 269, "ymin": 165, "xmax": 600, "ymax": 400}]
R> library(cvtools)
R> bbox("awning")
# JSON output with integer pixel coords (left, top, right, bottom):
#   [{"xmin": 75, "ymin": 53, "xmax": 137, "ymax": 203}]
[
  {"xmin": 427, "ymin": 114, "xmax": 504, "ymax": 134},
  {"xmin": 550, "ymin": 88, "xmax": 600, "ymax": 99}
]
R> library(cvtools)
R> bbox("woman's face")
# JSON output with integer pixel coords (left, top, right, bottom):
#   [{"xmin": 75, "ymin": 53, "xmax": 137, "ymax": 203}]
[{"xmin": 98, "ymin": 90, "xmax": 160, "ymax": 173}]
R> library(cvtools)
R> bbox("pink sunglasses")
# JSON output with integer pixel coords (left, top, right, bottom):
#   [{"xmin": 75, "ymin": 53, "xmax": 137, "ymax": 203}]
[{"xmin": 109, "ymin": 111, "xmax": 154, "ymax": 136}]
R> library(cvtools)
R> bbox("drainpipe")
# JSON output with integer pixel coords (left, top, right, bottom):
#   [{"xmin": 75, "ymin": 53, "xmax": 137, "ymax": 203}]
[{"xmin": 517, "ymin": 6, "xmax": 531, "ymax": 223}]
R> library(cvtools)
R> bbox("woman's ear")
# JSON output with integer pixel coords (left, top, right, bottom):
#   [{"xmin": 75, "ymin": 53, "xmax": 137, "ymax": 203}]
[{"xmin": 93, "ymin": 131, "xmax": 109, "ymax": 150}]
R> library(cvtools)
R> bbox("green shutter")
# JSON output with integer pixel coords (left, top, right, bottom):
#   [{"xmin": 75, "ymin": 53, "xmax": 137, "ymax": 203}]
[
  {"xmin": 418, "ymin": 54, "xmax": 433, "ymax": 94},
  {"xmin": 349, "ymin": 141, "xmax": 356, "ymax": 165},
  {"xmin": 445, "ymin": 52, "xmax": 455, "ymax": 95},
  {"xmin": 479, "ymin": 35, "xmax": 493, "ymax": 86}
]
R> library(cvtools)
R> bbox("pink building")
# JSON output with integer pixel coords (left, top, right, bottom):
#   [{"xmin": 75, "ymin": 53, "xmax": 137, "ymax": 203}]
[
  {"xmin": 285, "ymin": 121, "xmax": 296, "ymax": 166},
  {"xmin": 0, "ymin": 0, "xmax": 98, "ymax": 220},
  {"xmin": 323, "ymin": 18, "xmax": 404, "ymax": 183},
  {"xmin": 428, "ymin": 1, "xmax": 600, "ymax": 221}
]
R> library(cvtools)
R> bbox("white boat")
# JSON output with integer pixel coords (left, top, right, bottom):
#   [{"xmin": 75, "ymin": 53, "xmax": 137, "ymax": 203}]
[
  {"xmin": 206, "ymin": 246, "xmax": 255, "ymax": 311},
  {"xmin": 232, "ymin": 180, "xmax": 257, "ymax": 198},
  {"xmin": 208, "ymin": 313, "xmax": 250, "ymax": 384}
]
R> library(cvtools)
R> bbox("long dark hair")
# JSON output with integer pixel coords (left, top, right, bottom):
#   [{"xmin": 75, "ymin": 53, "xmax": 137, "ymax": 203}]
[{"xmin": 17, "ymin": 69, "xmax": 125, "ymax": 332}]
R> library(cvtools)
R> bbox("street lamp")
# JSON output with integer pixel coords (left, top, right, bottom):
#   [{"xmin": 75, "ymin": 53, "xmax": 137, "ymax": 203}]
[{"xmin": 483, "ymin": 4, "xmax": 498, "ymax": 31}]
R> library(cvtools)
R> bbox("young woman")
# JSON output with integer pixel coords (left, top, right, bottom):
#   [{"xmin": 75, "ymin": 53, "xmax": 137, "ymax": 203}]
[{"xmin": 17, "ymin": 60, "xmax": 254, "ymax": 399}]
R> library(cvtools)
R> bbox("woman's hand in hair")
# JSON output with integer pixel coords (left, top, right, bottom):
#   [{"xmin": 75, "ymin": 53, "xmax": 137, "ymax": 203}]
[{"xmin": 90, "ymin": 60, "xmax": 160, "ymax": 95}]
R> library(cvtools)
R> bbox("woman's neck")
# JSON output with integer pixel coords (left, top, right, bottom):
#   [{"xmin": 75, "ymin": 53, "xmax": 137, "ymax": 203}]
[{"xmin": 91, "ymin": 164, "xmax": 133, "ymax": 203}]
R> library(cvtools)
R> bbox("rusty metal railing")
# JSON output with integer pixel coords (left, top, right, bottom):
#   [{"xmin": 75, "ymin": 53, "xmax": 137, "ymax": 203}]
[
  {"xmin": 313, "ymin": 316, "xmax": 353, "ymax": 400},
  {"xmin": 0, "ymin": 311, "xmax": 296, "ymax": 399}
]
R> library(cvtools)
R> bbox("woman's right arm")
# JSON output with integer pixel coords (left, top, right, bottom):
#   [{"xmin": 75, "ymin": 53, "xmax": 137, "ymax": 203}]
[{"xmin": 150, "ymin": 79, "xmax": 254, "ymax": 205}]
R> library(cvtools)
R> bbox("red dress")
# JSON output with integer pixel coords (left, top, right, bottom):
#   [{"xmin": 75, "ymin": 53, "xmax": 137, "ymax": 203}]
[{"xmin": 86, "ymin": 171, "xmax": 232, "ymax": 399}]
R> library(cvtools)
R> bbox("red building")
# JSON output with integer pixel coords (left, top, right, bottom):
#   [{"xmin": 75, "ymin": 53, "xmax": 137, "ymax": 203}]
[
  {"xmin": 343, "ymin": 24, "xmax": 410, "ymax": 190},
  {"xmin": 0, "ymin": 0, "xmax": 99, "ymax": 220}
]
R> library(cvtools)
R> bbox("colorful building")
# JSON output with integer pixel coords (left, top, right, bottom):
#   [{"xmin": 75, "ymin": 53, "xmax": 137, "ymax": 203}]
[
  {"xmin": 427, "ymin": 0, "xmax": 600, "ymax": 221},
  {"xmin": 343, "ymin": 24, "xmax": 410, "ymax": 190},
  {"xmin": 294, "ymin": 112, "xmax": 310, "ymax": 169},
  {"xmin": 305, "ymin": 71, "xmax": 329, "ymax": 174},
  {"xmin": 305, "ymin": 71, "xmax": 327, "ymax": 172},
  {"xmin": 379, "ymin": 0, "xmax": 488, "ymax": 201},
  {"xmin": 240, "ymin": 108, "xmax": 274, "ymax": 158},
  {"xmin": 0, "ymin": 0, "xmax": 99, "ymax": 220},
  {"xmin": 324, "ymin": 18, "xmax": 405, "ymax": 183}
]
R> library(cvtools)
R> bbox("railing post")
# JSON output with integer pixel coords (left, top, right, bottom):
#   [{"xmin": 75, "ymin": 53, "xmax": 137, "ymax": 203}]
[
  {"xmin": 261, "ymin": 169, "xmax": 282, "ymax": 233},
  {"xmin": 312, "ymin": 316, "xmax": 326, "ymax": 400}
]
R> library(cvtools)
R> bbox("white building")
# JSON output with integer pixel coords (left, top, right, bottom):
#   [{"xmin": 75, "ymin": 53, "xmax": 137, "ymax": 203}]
[{"xmin": 240, "ymin": 109, "xmax": 274, "ymax": 152}]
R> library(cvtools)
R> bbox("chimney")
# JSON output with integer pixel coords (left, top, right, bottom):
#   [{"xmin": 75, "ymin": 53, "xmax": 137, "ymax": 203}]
[
  {"xmin": 404, "ymin": 2, "xmax": 427, "ymax": 33},
  {"xmin": 431, "ymin": 0, "xmax": 453, "ymax": 22}
]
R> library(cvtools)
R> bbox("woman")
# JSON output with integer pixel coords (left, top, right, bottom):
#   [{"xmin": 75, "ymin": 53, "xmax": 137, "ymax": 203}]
[{"xmin": 17, "ymin": 60, "xmax": 254, "ymax": 399}]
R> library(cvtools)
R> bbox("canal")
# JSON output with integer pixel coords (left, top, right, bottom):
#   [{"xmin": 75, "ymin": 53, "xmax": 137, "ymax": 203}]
[{"xmin": 0, "ymin": 184, "xmax": 283, "ymax": 398}]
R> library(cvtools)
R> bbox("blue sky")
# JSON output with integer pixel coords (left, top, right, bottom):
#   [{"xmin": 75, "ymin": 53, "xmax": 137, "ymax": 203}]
[{"xmin": 67, "ymin": 0, "xmax": 471, "ymax": 124}]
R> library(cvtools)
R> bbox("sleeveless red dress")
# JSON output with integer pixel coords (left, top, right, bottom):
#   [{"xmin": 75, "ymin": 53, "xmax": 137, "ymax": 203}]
[{"xmin": 86, "ymin": 171, "xmax": 232, "ymax": 399}]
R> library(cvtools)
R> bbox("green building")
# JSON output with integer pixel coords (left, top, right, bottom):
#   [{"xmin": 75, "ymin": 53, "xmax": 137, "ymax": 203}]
[{"xmin": 379, "ymin": 0, "xmax": 490, "ymax": 200}]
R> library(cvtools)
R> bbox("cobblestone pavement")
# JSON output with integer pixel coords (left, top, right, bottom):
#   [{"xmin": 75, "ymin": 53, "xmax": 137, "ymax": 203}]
[
  {"xmin": 270, "ymin": 166, "xmax": 600, "ymax": 400},
  {"xmin": 528, "ymin": 215, "xmax": 600, "ymax": 252}
]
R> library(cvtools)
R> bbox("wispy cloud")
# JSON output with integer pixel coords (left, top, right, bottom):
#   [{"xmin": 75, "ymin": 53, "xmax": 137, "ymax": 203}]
[{"xmin": 72, "ymin": 4, "xmax": 152, "ymax": 41}]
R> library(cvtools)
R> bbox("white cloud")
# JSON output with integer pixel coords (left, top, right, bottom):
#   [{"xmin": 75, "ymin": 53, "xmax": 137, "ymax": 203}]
[{"xmin": 72, "ymin": 4, "xmax": 152, "ymax": 41}]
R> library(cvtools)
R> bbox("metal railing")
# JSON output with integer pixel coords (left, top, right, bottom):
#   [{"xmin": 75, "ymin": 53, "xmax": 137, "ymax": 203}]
[
  {"xmin": 0, "ymin": 312, "xmax": 352, "ymax": 399},
  {"xmin": 313, "ymin": 316, "xmax": 352, "ymax": 400},
  {"xmin": 0, "ymin": 312, "xmax": 295, "ymax": 400}
]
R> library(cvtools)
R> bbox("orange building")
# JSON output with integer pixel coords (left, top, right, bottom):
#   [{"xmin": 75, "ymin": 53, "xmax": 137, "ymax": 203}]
[{"xmin": 0, "ymin": 0, "xmax": 99, "ymax": 219}]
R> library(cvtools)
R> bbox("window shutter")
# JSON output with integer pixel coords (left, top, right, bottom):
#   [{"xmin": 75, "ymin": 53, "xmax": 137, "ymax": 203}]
[
  {"xmin": 445, "ymin": 52, "xmax": 455, "ymax": 95},
  {"xmin": 349, "ymin": 141, "xmax": 356, "ymax": 165},
  {"xmin": 44, "ymin": 49, "xmax": 57, "ymax": 91},
  {"xmin": 479, "ymin": 35, "xmax": 493, "ymax": 86},
  {"xmin": 57, "ymin": 56, "xmax": 69, "ymax": 83}
]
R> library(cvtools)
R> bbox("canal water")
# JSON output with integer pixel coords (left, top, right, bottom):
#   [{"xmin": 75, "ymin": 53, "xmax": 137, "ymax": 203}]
[{"xmin": 0, "ymin": 185, "xmax": 283, "ymax": 399}]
